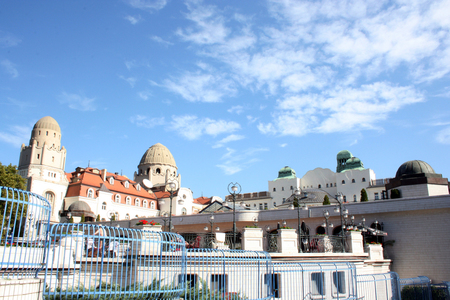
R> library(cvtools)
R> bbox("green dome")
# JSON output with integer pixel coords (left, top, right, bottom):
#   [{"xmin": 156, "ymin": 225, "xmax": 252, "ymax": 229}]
[
  {"xmin": 275, "ymin": 166, "xmax": 297, "ymax": 180},
  {"xmin": 395, "ymin": 160, "xmax": 435, "ymax": 178},
  {"xmin": 337, "ymin": 150, "xmax": 353, "ymax": 160}
]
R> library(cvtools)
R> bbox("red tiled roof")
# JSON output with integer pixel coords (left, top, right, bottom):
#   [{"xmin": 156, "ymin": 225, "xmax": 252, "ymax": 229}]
[{"xmin": 194, "ymin": 196, "xmax": 211, "ymax": 205}]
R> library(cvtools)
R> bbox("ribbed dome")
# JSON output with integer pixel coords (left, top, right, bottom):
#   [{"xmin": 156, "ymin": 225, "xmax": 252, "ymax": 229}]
[
  {"xmin": 139, "ymin": 143, "xmax": 176, "ymax": 167},
  {"xmin": 68, "ymin": 201, "xmax": 95, "ymax": 218},
  {"xmin": 337, "ymin": 150, "xmax": 353, "ymax": 160},
  {"xmin": 33, "ymin": 116, "xmax": 61, "ymax": 133},
  {"xmin": 395, "ymin": 160, "xmax": 435, "ymax": 178}
]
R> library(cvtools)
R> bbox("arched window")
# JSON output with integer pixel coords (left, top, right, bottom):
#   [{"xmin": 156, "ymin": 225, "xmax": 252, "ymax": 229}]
[
  {"xmin": 136, "ymin": 184, "xmax": 141, "ymax": 191},
  {"xmin": 135, "ymin": 198, "xmax": 140, "ymax": 206},
  {"xmin": 362, "ymin": 178, "xmax": 366, "ymax": 182},
  {"xmin": 109, "ymin": 177, "xmax": 114, "ymax": 185},
  {"xmin": 156, "ymin": 168, "xmax": 161, "ymax": 174},
  {"xmin": 181, "ymin": 208, "xmax": 187, "ymax": 215},
  {"xmin": 326, "ymin": 184, "xmax": 329, "ymax": 188},
  {"xmin": 115, "ymin": 194, "xmax": 121, "ymax": 203},
  {"xmin": 115, "ymin": 212, "xmax": 119, "ymax": 220},
  {"xmin": 126, "ymin": 196, "xmax": 131, "ymax": 205},
  {"xmin": 341, "ymin": 180, "xmax": 345, "ymax": 185},
  {"xmin": 87, "ymin": 188, "xmax": 94, "ymax": 198},
  {"xmin": 102, "ymin": 202, "xmax": 107, "ymax": 210},
  {"xmin": 318, "ymin": 184, "xmax": 321, "ymax": 188},
  {"xmin": 353, "ymin": 195, "xmax": 357, "ymax": 202},
  {"xmin": 124, "ymin": 181, "xmax": 129, "ymax": 188},
  {"xmin": 125, "ymin": 214, "xmax": 130, "ymax": 220},
  {"xmin": 150, "ymin": 202, "xmax": 155, "ymax": 209},
  {"xmin": 45, "ymin": 191, "xmax": 55, "ymax": 202},
  {"xmin": 282, "ymin": 187, "xmax": 284, "ymax": 191},
  {"xmin": 143, "ymin": 200, "xmax": 148, "ymax": 208},
  {"xmin": 352, "ymin": 179, "xmax": 355, "ymax": 183}
]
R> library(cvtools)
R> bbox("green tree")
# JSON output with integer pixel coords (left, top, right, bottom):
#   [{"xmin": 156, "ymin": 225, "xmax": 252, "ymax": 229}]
[
  {"xmin": 0, "ymin": 163, "xmax": 26, "ymax": 190},
  {"xmin": 360, "ymin": 189, "xmax": 369, "ymax": 202},
  {"xmin": 96, "ymin": 214, "xmax": 100, "ymax": 222},
  {"xmin": 323, "ymin": 195, "xmax": 330, "ymax": 205},
  {"xmin": 80, "ymin": 214, "xmax": 85, "ymax": 223}
]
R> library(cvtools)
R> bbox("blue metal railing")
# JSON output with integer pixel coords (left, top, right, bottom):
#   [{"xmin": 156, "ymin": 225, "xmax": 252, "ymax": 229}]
[
  {"xmin": 0, "ymin": 186, "xmax": 52, "ymax": 278},
  {"xmin": 356, "ymin": 272, "xmax": 401, "ymax": 300},
  {"xmin": 273, "ymin": 262, "xmax": 358, "ymax": 300},
  {"xmin": 399, "ymin": 276, "xmax": 432, "ymax": 300}
]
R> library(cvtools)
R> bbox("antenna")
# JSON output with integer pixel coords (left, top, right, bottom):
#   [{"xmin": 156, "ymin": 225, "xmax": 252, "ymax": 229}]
[{"xmin": 88, "ymin": 160, "xmax": 90, "ymax": 167}]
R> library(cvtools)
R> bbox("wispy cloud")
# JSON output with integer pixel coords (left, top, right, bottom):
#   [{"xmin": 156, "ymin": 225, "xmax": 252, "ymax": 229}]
[
  {"xmin": 59, "ymin": 92, "xmax": 96, "ymax": 111},
  {"xmin": 170, "ymin": 115, "xmax": 240, "ymax": 140},
  {"xmin": 213, "ymin": 134, "xmax": 245, "ymax": 148},
  {"xmin": 130, "ymin": 115, "xmax": 165, "ymax": 128},
  {"xmin": 119, "ymin": 75, "xmax": 137, "ymax": 87},
  {"xmin": 0, "ymin": 124, "xmax": 31, "ymax": 147},
  {"xmin": 138, "ymin": 91, "xmax": 152, "ymax": 100},
  {"xmin": 151, "ymin": 35, "xmax": 173, "ymax": 46},
  {"xmin": 436, "ymin": 127, "xmax": 450, "ymax": 144},
  {"xmin": 1, "ymin": 59, "xmax": 19, "ymax": 78},
  {"xmin": 0, "ymin": 31, "xmax": 21, "ymax": 48},
  {"xmin": 1, "ymin": 97, "xmax": 35, "ymax": 110},
  {"xmin": 124, "ymin": 14, "xmax": 142, "ymax": 25},
  {"xmin": 125, "ymin": 0, "xmax": 167, "ymax": 11},
  {"xmin": 125, "ymin": 60, "xmax": 137, "ymax": 70},
  {"xmin": 162, "ymin": 71, "xmax": 236, "ymax": 103},
  {"xmin": 227, "ymin": 105, "xmax": 244, "ymax": 114},
  {"xmin": 217, "ymin": 147, "xmax": 268, "ymax": 175}
]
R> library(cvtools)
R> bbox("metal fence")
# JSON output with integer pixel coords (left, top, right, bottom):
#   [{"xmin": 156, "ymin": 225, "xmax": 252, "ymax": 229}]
[
  {"xmin": 0, "ymin": 186, "xmax": 52, "ymax": 278},
  {"xmin": 43, "ymin": 223, "xmax": 186, "ymax": 300},
  {"xmin": 272, "ymin": 262, "xmax": 358, "ymax": 300},
  {"xmin": 184, "ymin": 249, "xmax": 273, "ymax": 300},
  {"xmin": 357, "ymin": 272, "xmax": 401, "ymax": 300},
  {"xmin": 399, "ymin": 276, "xmax": 433, "ymax": 300},
  {"xmin": 182, "ymin": 233, "xmax": 241, "ymax": 250}
]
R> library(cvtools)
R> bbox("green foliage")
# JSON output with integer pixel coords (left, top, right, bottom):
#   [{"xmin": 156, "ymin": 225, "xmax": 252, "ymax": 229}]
[
  {"xmin": 360, "ymin": 189, "xmax": 369, "ymax": 202},
  {"xmin": 400, "ymin": 285, "xmax": 447, "ymax": 300},
  {"xmin": 81, "ymin": 214, "xmax": 85, "ymax": 222},
  {"xmin": 0, "ymin": 163, "xmax": 26, "ymax": 190},
  {"xmin": 68, "ymin": 216, "xmax": 74, "ymax": 223},
  {"xmin": 391, "ymin": 189, "xmax": 401, "ymax": 199},
  {"xmin": 96, "ymin": 214, "xmax": 100, "ymax": 222},
  {"xmin": 323, "ymin": 195, "xmax": 330, "ymax": 205}
]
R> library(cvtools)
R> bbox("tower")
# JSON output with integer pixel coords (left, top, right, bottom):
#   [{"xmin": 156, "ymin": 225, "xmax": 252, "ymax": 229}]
[{"xmin": 18, "ymin": 116, "xmax": 69, "ymax": 222}]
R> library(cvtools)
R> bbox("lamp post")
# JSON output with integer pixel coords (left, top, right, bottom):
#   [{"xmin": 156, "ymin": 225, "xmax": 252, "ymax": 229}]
[
  {"xmin": 166, "ymin": 179, "xmax": 179, "ymax": 233},
  {"xmin": 334, "ymin": 192, "xmax": 348, "ymax": 252},
  {"xmin": 228, "ymin": 182, "xmax": 241, "ymax": 250},
  {"xmin": 322, "ymin": 210, "xmax": 333, "ymax": 235},
  {"xmin": 160, "ymin": 211, "xmax": 169, "ymax": 231},
  {"xmin": 289, "ymin": 189, "xmax": 308, "ymax": 253},
  {"xmin": 204, "ymin": 214, "xmax": 220, "ymax": 248}
]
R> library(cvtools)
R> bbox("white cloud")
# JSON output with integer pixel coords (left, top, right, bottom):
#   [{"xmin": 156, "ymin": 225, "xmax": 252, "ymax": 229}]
[
  {"xmin": 163, "ymin": 71, "xmax": 236, "ymax": 103},
  {"xmin": 151, "ymin": 36, "xmax": 173, "ymax": 46},
  {"xmin": 138, "ymin": 91, "xmax": 152, "ymax": 100},
  {"xmin": 217, "ymin": 147, "xmax": 268, "ymax": 175},
  {"xmin": 124, "ymin": 15, "xmax": 142, "ymax": 25},
  {"xmin": 227, "ymin": 105, "xmax": 244, "ymax": 114},
  {"xmin": 0, "ymin": 31, "xmax": 21, "ymax": 48},
  {"xmin": 170, "ymin": 115, "xmax": 240, "ymax": 140},
  {"xmin": 436, "ymin": 126, "xmax": 450, "ymax": 144},
  {"xmin": 59, "ymin": 92, "xmax": 96, "ymax": 111},
  {"xmin": 126, "ymin": 0, "xmax": 167, "ymax": 11},
  {"xmin": 130, "ymin": 115, "xmax": 165, "ymax": 128},
  {"xmin": 280, "ymin": 143, "xmax": 287, "ymax": 147},
  {"xmin": 213, "ymin": 134, "xmax": 245, "ymax": 148},
  {"xmin": 0, "ymin": 125, "xmax": 31, "ymax": 147},
  {"xmin": 125, "ymin": 60, "xmax": 137, "ymax": 70},
  {"xmin": 119, "ymin": 75, "xmax": 137, "ymax": 87},
  {"xmin": 1, "ymin": 59, "xmax": 19, "ymax": 78}
]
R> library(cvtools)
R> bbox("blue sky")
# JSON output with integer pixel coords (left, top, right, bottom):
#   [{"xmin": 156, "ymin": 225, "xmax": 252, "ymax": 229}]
[{"xmin": 1, "ymin": 0, "xmax": 449, "ymax": 199}]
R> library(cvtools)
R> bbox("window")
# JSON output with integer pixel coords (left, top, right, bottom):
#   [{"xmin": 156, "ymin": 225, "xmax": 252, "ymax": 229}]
[
  {"xmin": 115, "ymin": 194, "xmax": 121, "ymax": 203},
  {"xmin": 290, "ymin": 186, "xmax": 293, "ymax": 190},
  {"xmin": 282, "ymin": 198, "xmax": 286, "ymax": 203},
  {"xmin": 125, "ymin": 214, "xmax": 130, "ymax": 220},
  {"xmin": 264, "ymin": 203, "xmax": 268, "ymax": 210},
  {"xmin": 273, "ymin": 188, "xmax": 276, "ymax": 192},
  {"xmin": 182, "ymin": 208, "xmax": 187, "ymax": 215},
  {"xmin": 156, "ymin": 168, "xmax": 161, "ymax": 174},
  {"xmin": 254, "ymin": 204, "xmax": 256, "ymax": 208},
  {"xmin": 311, "ymin": 272, "xmax": 325, "ymax": 296},
  {"xmin": 273, "ymin": 202, "xmax": 276, "ymax": 207},
  {"xmin": 151, "ymin": 202, "xmax": 155, "ymax": 209},
  {"xmin": 45, "ymin": 191, "xmax": 55, "ymax": 202},
  {"xmin": 343, "ymin": 196, "xmax": 347, "ymax": 202},
  {"xmin": 115, "ymin": 212, "xmax": 119, "ymax": 220},
  {"xmin": 374, "ymin": 193, "xmax": 379, "ymax": 200},
  {"xmin": 265, "ymin": 273, "xmax": 280, "ymax": 298},
  {"xmin": 259, "ymin": 203, "xmax": 263, "ymax": 210},
  {"xmin": 143, "ymin": 200, "xmax": 148, "ymax": 208},
  {"xmin": 353, "ymin": 195, "xmax": 357, "ymax": 202},
  {"xmin": 37, "ymin": 154, "xmax": 40, "ymax": 159},
  {"xmin": 135, "ymin": 198, "xmax": 140, "ymax": 206},
  {"xmin": 352, "ymin": 179, "xmax": 355, "ymax": 183},
  {"xmin": 136, "ymin": 184, "xmax": 141, "ymax": 191},
  {"xmin": 124, "ymin": 181, "xmax": 129, "ymax": 188},
  {"xmin": 362, "ymin": 178, "xmax": 366, "ymax": 182},
  {"xmin": 126, "ymin": 196, "xmax": 131, "ymax": 205},
  {"xmin": 341, "ymin": 180, "xmax": 345, "ymax": 185},
  {"xmin": 210, "ymin": 274, "xmax": 227, "ymax": 293},
  {"xmin": 110, "ymin": 177, "xmax": 114, "ymax": 185},
  {"xmin": 87, "ymin": 189, "xmax": 94, "ymax": 198},
  {"xmin": 318, "ymin": 184, "xmax": 321, "ymax": 188},
  {"xmin": 281, "ymin": 187, "xmax": 284, "ymax": 191},
  {"xmin": 102, "ymin": 202, "xmax": 107, "ymax": 210},
  {"xmin": 326, "ymin": 184, "xmax": 329, "ymax": 188},
  {"xmin": 332, "ymin": 271, "xmax": 346, "ymax": 295}
]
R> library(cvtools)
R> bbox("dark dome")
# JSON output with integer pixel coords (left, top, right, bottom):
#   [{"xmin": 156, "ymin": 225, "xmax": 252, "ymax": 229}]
[
  {"xmin": 337, "ymin": 150, "xmax": 353, "ymax": 160},
  {"xmin": 395, "ymin": 160, "xmax": 435, "ymax": 178},
  {"xmin": 68, "ymin": 201, "xmax": 95, "ymax": 218}
]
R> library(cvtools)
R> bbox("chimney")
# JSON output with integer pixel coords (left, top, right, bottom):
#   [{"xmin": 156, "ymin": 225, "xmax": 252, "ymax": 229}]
[{"xmin": 101, "ymin": 169, "xmax": 107, "ymax": 181}]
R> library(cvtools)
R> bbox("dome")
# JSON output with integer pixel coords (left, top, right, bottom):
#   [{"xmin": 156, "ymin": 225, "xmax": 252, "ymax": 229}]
[
  {"xmin": 33, "ymin": 116, "xmax": 61, "ymax": 133},
  {"xmin": 139, "ymin": 143, "xmax": 176, "ymax": 167},
  {"xmin": 276, "ymin": 166, "xmax": 296, "ymax": 180},
  {"xmin": 68, "ymin": 201, "xmax": 95, "ymax": 218},
  {"xmin": 337, "ymin": 150, "xmax": 353, "ymax": 160},
  {"xmin": 395, "ymin": 160, "xmax": 436, "ymax": 178}
]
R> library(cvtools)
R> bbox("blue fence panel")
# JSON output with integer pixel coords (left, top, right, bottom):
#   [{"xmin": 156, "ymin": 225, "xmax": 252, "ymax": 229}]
[
  {"xmin": 184, "ymin": 249, "xmax": 273, "ymax": 300},
  {"xmin": 0, "ymin": 186, "xmax": 52, "ymax": 278},
  {"xmin": 399, "ymin": 276, "xmax": 432, "ymax": 300},
  {"xmin": 356, "ymin": 272, "xmax": 401, "ymax": 300},
  {"xmin": 42, "ymin": 223, "xmax": 186, "ymax": 300},
  {"xmin": 272, "ymin": 261, "xmax": 357, "ymax": 300}
]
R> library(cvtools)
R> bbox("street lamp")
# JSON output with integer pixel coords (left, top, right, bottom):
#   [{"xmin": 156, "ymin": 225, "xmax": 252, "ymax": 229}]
[
  {"xmin": 204, "ymin": 214, "xmax": 220, "ymax": 248},
  {"xmin": 160, "ymin": 211, "xmax": 169, "ymax": 231},
  {"xmin": 322, "ymin": 210, "xmax": 334, "ymax": 235},
  {"xmin": 289, "ymin": 189, "xmax": 308, "ymax": 253},
  {"xmin": 166, "ymin": 179, "xmax": 179, "ymax": 233},
  {"xmin": 334, "ymin": 192, "xmax": 348, "ymax": 251},
  {"xmin": 228, "ymin": 182, "xmax": 241, "ymax": 250}
]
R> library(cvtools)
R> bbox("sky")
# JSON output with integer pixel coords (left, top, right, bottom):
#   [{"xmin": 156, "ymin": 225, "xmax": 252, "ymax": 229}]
[{"xmin": 1, "ymin": 0, "xmax": 449, "ymax": 200}]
